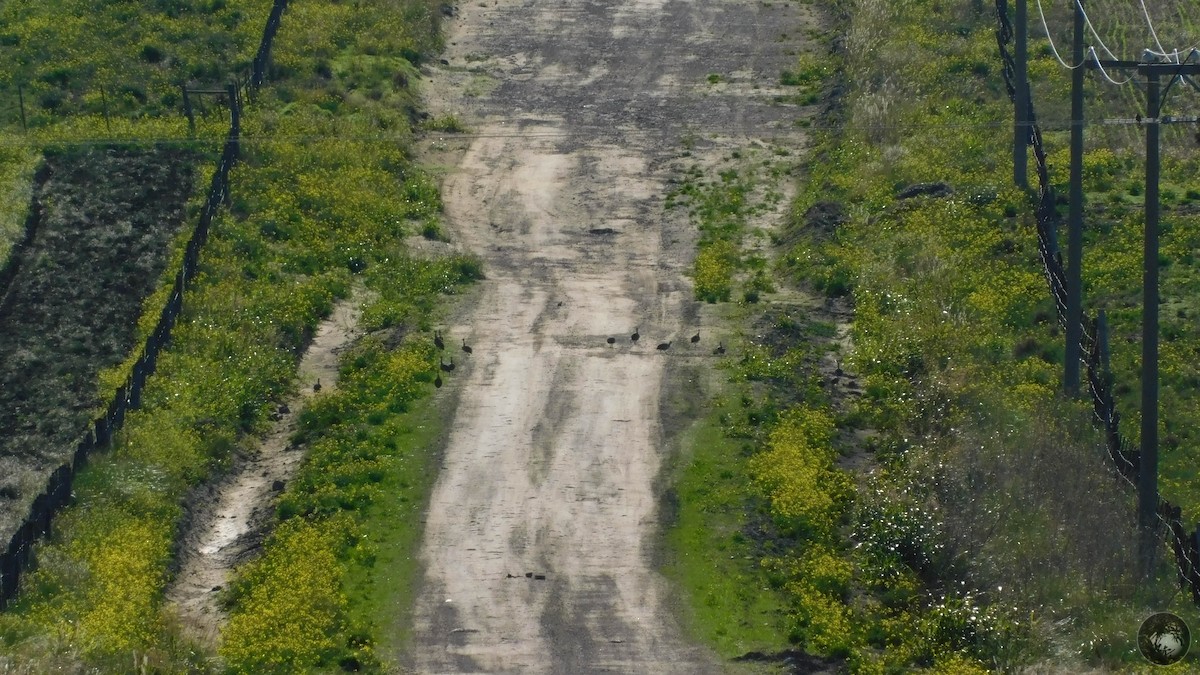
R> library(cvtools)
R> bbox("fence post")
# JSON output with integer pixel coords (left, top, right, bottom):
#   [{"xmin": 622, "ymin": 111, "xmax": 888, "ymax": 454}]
[
  {"xmin": 1013, "ymin": 0, "xmax": 1028, "ymax": 189},
  {"xmin": 1192, "ymin": 526, "xmax": 1200, "ymax": 604},
  {"xmin": 182, "ymin": 84, "xmax": 195, "ymax": 134},
  {"xmin": 100, "ymin": 86, "xmax": 112, "ymax": 135},
  {"xmin": 17, "ymin": 85, "xmax": 27, "ymax": 133}
]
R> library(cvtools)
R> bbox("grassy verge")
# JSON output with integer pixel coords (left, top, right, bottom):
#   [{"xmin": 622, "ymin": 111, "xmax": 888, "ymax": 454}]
[
  {"xmin": 664, "ymin": 391, "xmax": 791, "ymax": 659},
  {"xmin": 0, "ymin": 144, "xmax": 38, "ymax": 267},
  {"xmin": 341, "ymin": 394, "xmax": 445, "ymax": 662}
]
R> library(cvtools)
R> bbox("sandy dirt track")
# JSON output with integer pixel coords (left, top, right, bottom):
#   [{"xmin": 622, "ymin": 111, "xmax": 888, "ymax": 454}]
[{"xmin": 412, "ymin": 0, "xmax": 816, "ymax": 672}]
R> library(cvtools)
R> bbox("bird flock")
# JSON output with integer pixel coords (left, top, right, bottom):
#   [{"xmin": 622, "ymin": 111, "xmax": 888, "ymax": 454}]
[
  {"xmin": 431, "ymin": 330, "xmax": 473, "ymax": 389},
  {"xmin": 429, "ymin": 325, "xmax": 728, "ymax": 390},
  {"xmin": 610, "ymin": 327, "xmax": 724, "ymax": 355}
]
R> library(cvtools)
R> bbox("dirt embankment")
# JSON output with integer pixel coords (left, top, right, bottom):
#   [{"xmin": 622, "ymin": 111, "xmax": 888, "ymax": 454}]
[{"xmin": 411, "ymin": 0, "xmax": 820, "ymax": 672}]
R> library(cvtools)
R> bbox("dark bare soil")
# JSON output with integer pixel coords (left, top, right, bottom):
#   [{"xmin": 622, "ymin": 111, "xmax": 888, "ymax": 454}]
[{"xmin": 0, "ymin": 145, "xmax": 194, "ymax": 540}]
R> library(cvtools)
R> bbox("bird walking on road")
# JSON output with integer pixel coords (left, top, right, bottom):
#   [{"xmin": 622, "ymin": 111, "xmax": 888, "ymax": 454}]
[
  {"xmin": 435, "ymin": 373, "xmax": 443, "ymax": 388},
  {"xmin": 657, "ymin": 341, "xmax": 671, "ymax": 351},
  {"xmin": 313, "ymin": 379, "xmax": 322, "ymax": 392},
  {"xmin": 690, "ymin": 331, "xmax": 700, "ymax": 344},
  {"xmin": 434, "ymin": 331, "xmax": 445, "ymax": 351},
  {"xmin": 440, "ymin": 357, "xmax": 454, "ymax": 373},
  {"xmin": 606, "ymin": 336, "xmax": 616, "ymax": 345},
  {"xmin": 713, "ymin": 342, "xmax": 725, "ymax": 355},
  {"xmin": 631, "ymin": 327, "xmax": 640, "ymax": 343},
  {"xmin": 462, "ymin": 338, "xmax": 473, "ymax": 355}
]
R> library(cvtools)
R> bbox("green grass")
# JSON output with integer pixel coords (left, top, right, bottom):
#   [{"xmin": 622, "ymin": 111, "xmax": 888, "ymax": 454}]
[
  {"xmin": 664, "ymin": 396, "xmax": 790, "ymax": 658},
  {"xmin": 0, "ymin": 144, "xmax": 38, "ymax": 267},
  {"xmin": 342, "ymin": 393, "xmax": 444, "ymax": 663}
]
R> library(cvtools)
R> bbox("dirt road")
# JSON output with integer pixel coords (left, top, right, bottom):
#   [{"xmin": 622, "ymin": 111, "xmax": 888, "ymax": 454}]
[{"xmin": 412, "ymin": 0, "xmax": 817, "ymax": 671}]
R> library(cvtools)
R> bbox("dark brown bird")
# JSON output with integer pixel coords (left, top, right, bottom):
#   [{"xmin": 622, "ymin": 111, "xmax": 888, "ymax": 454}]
[
  {"xmin": 606, "ymin": 337, "xmax": 616, "ymax": 345},
  {"xmin": 440, "ymin": 357, "xmax": 454, "ymax": 373},
  {"xmin": 631, "ymin": 327, "xmax": 640, "ymax": 343},
  {"xmin": 462, "ymin": 338, "xmax": 473, "ymax": 355},
  {"xmin": 713, "ymin": 342, "xmax": 725, "ymax": 355},
  {"xmin": 657, "ymin": 341, "xmax": 671, "ymax": 351},
  {"xmin": 313, "ymin": 378, "xmax": 322, "ymax": 392},
  {"xmin": 434, "ymin": 331, "xmax": 445, "ymax": 350},
  {"xmin": 690, "ymin": 331, "xmax": 700, "ymax": 344},
  {"xmin": 435, "ymin": 373, "xmax": 443, "ymax": 388}
]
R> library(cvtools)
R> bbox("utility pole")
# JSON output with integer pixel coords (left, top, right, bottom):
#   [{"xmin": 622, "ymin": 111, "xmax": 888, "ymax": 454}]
[
  {"xmin": 1084, "ymin": 54, "xmax": 1200, "ymax": 575},
  {"xmin": 1013, "ymin": 0, "xmax": 1028, "ymax": 189},
  {"xmin": 1064, "ymin": 0, "xmax": 1085, "ymax": 396},
  {"xmin": 1140, "ymin": 68, "xmax": 1161, "ymax": 577}
]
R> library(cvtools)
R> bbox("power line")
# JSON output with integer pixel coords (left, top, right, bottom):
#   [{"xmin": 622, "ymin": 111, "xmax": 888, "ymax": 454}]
[
  {"xmin": 1089, "ymin": 47, "xmax": 1134, "ymax": 86},
  {"xmin": 1138, "ymin": 0, "xmax": 1169, "ymax": 58},
  {"xmin": 1, "ymin": 114, "xmax": 1198, "ymax": 150},
  {"xmin": 1074, "ymin": 0, "xmax": 1120, "ymax": 61},
  {"xmin": 1037, "ymin": 0, "xmax": 1086, "ymax": 69}
]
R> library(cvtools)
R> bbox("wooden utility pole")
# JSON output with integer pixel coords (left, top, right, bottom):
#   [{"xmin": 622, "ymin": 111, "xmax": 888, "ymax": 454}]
[
  {"xmin": 1140, "ymin": 68, "xmax": 1161, "ymax": 576},
  {"xmin": 1013, "ymin": 0, "xmax": 1028, "ymax": 189},
  {"xmin": 1085, "ymin": 55, "xmax": 1200, "ymax": 574},
  {"xmin": 1065, "ymin": 0, "xmax": 1085, "ymax": 396}
]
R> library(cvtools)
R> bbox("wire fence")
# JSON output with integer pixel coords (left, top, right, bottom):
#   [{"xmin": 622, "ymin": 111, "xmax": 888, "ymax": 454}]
[
  {"xmin": 0, "ymin": 0, "xmax": 289, "ymax": 609},
  {"xmin": 995, "ymin": 0, "xmax": 1200, "ymax": 606}
]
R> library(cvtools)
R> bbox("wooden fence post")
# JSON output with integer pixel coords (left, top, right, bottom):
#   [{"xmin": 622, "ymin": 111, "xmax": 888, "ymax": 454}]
[
  {"xmin": 17, "ymin": 85, "xmax": 27, "ymax": 133},
  {"xmin": 182, "ymin": 84, "xmax": 194, "ymax": 133}
]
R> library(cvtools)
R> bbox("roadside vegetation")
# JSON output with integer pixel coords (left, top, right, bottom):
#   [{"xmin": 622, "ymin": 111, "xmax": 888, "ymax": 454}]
[
  {"xmin": 672, "ymin": 0, "xmax": 1200, "ymax": 672},
  {"xmin": 0, "ymin": 0, "xmax": 476, "ymax": 672}
]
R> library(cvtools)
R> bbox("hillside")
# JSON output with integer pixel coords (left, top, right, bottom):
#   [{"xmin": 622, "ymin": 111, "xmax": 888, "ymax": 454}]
[{"xmin": 0, "ymin": 0, "xmax": 1198, "ymax": 673}]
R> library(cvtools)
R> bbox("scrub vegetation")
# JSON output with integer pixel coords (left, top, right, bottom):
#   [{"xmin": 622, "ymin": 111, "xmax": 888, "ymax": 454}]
[
  {"xmin": 2, "ymin": 0, "xmax": 1199, "ymax": 672},
  {"xmin": 671, "ymin": 0, "xmax": 1200, "ymax": 671},
  {"xmin": 0, "ymin": 0, "xmax": 477, "ymax": 672}
]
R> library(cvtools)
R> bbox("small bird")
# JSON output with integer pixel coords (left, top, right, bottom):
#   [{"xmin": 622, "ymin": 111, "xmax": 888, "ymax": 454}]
[
  {"xmin": 690, "ymin": 331, "xmax": 700, "ymax": 344},
  {"xmin": 834, "ymin": 359, "xmax": 844, "ymax": 376},
  {"xmin": 434, "ymin": 331, "xmax": 445, "ymax": 350},
  {"xmin": 462, "ymin": 338, "xmax": 473, "ymax": 355},
  {"xmin": 447, "ymin": 357, "xmax": 455, "ymax": 371},
  {"xmin": 631, "ymin": 327, "xmax": 640, "ymax": 343},
  {"xmin": 435, "ymin": 373, "xmax": 443, "ymax": 388},
  {"xmin": 713, "ymin": 342, "xmax": 725, "ymax": 355},
  {"xmin": 313, "ymin": 379, "xmax": 322, "ymax": 392},
  {"xmin": 657, "ymin": 341, "xmax": 671, "ymax": 351},
  {"xmin": 606, "ymin": 337, "xmax": 616, "ymax": 345},
  {"xmin": 440, "ymin": 357, "xmax": 454, "ymax": 373}
]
